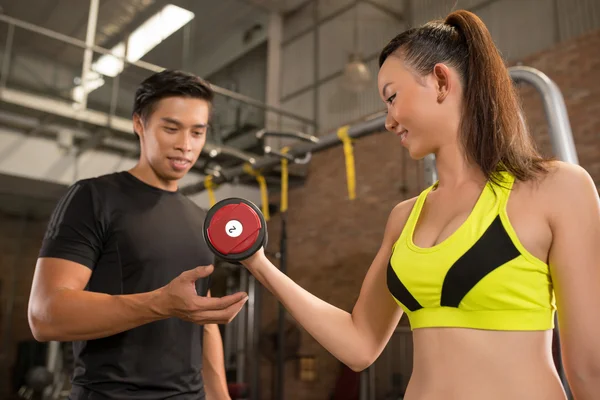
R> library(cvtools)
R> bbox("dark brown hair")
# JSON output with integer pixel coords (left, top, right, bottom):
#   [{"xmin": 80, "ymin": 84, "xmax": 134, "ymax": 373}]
[
  {"xmin": 133, "ymin": 69, "xmax": 214, "ymax": 121},
  {"xmin": 379, "ymin": 10, "xmax": 550, "ymax": 185},
  {"xmin": 132, "ymin": 70, "xmax": 214, "ymax": 137}
]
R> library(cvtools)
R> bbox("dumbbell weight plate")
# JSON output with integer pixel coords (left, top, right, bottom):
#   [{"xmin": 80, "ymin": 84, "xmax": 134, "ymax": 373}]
[{"xmin": 203, "ymin": 198, "xmax": 267, "ymax": 262}]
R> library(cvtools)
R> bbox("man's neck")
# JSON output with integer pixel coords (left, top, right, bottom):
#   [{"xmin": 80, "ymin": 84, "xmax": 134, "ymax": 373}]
[{"xmin": 128, "ymin": 164, "xmax": 178, "ymax": 192}]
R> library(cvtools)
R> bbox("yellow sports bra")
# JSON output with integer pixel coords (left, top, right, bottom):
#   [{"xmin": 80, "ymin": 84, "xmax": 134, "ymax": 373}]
[{"xmin": 388, "ymin": 172, "xmax": 556, "ymax": 331}]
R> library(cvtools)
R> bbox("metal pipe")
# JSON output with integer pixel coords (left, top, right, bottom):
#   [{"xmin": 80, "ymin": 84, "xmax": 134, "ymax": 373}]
[
  {"xmin": 180, "ymin": 112, "xmax": 388, "ymax": 194},
  {"xmin": 0, "ymin": 14, "xmax": 316, "ymax": 127},
  {"xmin": 368, "ymin": 364, "xmax": 376, "ymax": 400},
  {"xmin": 249, "ymin": 276, "xmax": 261, "ymax": 400},
  {"xmin": 79, "ymin": 0, "xmax": 100, "ymax": 109},
  {"xmin": 182, "ymin": 23, "xmax": 192, "ymax": 70},
  {"xmin": 246, "ymin": 274, "xmax": 256, "ymax": 394},
  {"xmin": 212, "ymin": 86, "xmax": 316, "ymax": 127},
  {"xmin": 0, "ymin": 23, "xmax": 15, "ymax": 90},
  {"xmin": 422, "ymin": 154, "xmax": 438, "ymax": 187},
  {"xmin": 508, "ymin": 66, "xmax": 578, "ymax": 164},
  {"xmin": 224, "ymin": 274, "xmax": 236, "ymax": 370},
  {"xmin": 256, "ymin": 129, "xmax": 319, "ymax": 143},
  {"xmin": 508, "ymin": 65, "xmax": 577, "ymax": 400},
  {"xmin": 108, "ymin": 70, "xmax": 121, "ymax": 119},
  {"xmin": 275, "ymin": 215, "xmax": 288, "ymax": 400},
  {"xmin": 359, "ymin": 369, "xmax": 368, "ymax": 400},
  {"xmin": 312, "ymin": 0, "xmax": 320, "ymax": 137},
  {"xmin": 236, "ymin": 269, "xmax": 249, "ymax": 384}
]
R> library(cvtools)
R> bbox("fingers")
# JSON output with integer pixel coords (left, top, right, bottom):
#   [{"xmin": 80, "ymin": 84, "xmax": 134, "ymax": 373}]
[
  {"xmin": 194, "ymin": 292, "xmax": 248, "ymax": 311},
  {"xmin": 180, "ymin": 265, "xmax": 214, "ymax": 281},
  {"xmin": 189, "ymin": 296, "xmax": 248, "ymax": 324}
]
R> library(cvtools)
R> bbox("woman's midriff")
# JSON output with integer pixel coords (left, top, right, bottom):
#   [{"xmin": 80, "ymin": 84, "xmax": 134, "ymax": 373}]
[{"xmin": 404, "ymin": 327, "xmax": 567, "ymax": 400}]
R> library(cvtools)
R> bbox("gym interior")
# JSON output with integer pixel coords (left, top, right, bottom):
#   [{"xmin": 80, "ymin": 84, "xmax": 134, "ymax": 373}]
[{"xmin": 1, "ymin": 0, "xmax": 599, "ymax": 399}]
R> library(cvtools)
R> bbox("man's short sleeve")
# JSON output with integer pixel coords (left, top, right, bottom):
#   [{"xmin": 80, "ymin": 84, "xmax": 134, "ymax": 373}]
[{"xmin": 39, "ymin": 180, "xmax": 106, "ymax": 270}]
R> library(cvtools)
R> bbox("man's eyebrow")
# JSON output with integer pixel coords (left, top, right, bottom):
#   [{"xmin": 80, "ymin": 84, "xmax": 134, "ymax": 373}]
[{"xmin": 161, "ymin": 117, "xmax": 207, "ymax": 129}]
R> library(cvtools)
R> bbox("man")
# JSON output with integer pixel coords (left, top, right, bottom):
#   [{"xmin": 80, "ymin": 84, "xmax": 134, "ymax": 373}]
[{"xmin": 28, "ymin": 70, "xmax": 247, "ymax": 400}]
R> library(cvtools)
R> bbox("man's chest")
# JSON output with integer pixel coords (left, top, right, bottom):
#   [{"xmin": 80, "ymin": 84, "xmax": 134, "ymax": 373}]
[{"xmin": 103, "ymin": 198, "xmax": 213, "ymax": 290}]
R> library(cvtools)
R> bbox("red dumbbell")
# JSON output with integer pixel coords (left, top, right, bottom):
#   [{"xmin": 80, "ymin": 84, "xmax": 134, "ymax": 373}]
[{"xmin": 203, "ymin": 198, "xmax": 268, "ymax": 262}]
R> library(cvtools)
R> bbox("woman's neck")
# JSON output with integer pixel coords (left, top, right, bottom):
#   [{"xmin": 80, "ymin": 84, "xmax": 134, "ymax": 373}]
[{"xmin": 432, "ymin": 143, "xmax": 486, "ymax": 190}]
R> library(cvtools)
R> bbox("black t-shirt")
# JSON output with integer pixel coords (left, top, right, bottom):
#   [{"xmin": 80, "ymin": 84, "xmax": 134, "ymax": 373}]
[{"xmin": 39, "ymin": 171, "xmax": 214, "ymax": 400}]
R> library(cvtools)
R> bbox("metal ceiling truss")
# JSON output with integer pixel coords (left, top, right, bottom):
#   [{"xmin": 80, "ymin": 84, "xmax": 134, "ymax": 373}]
[{"xmin": 0, "ymin": 9, "xmax": 315, "ymax": 180}]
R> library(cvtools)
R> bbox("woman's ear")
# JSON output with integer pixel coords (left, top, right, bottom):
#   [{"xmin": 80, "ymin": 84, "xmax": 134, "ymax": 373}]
[{"xmin": 433, "ymin": 63, "xmax": 452, "ymax": 103}]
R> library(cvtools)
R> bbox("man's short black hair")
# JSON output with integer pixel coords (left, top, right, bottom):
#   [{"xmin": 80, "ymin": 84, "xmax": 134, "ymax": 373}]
[{"xmin": 133, "ymin": 69, "xmax": 214, "ymax": 123}]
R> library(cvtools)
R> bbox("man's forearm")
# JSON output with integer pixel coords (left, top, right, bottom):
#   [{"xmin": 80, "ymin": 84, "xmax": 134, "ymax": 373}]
[
  {"xmin": 202, "ymin": 323, "xmax": 230, "ymax": 400},
  {"xmin": 29, "ymin": 287, "xmax": 168, "ymax": 342}
]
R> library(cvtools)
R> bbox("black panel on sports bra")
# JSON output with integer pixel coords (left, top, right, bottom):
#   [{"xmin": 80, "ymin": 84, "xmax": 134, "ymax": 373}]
[
  {"xmin": 386, "ymin": 262, "xmax": 423, "ymax": 311},
  {"xmin": 440, "ymin": 215, "xmax": 520, "ymax": 307}
]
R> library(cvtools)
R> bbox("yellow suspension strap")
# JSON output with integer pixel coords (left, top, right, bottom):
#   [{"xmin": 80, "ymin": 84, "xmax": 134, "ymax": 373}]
[
  {"xmin": 204, "ymin": 175, "xmax": 217, "ymax": 207},
  {"xmin": 280, "ymin": 146, "xmax": 290, "ymax": 213},
  {"xmin": 243, "ymin": 163, "xmax": 270, "ymax": 221},
  {"xmin": 336, "ymin": 125, "xmax": 356, "ymax": 200}
]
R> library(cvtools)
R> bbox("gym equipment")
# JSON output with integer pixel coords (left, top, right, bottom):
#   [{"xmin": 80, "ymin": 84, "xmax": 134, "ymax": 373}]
[
  {"xmin": 257, "ymin": 129, "xmax": 320, "ymax": 400},
  {"xmin": 25, "ymin": 366, "xmax": 53, "ymax": 391},
  {"xmin": 203, "ymin": 198, "xmax": 268, "ymax": 262}
]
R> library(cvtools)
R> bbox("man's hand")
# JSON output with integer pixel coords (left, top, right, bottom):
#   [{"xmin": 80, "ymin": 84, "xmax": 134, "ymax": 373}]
[{"xmin": 157, "ymin": 265, "xmax": 248, "ymax": 324}]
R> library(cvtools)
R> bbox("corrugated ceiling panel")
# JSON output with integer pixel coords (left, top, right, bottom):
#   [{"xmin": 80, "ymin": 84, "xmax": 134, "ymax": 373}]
[
  {"xmin": 475, "ymin": 0, "xmax": 555, "ymax": 61},
  {"xmin": 208, "ymin": 44, "xmax": 268, "ymax": 133},
  {"xmin": 318, "ymin": 6, "xmax": 355, "ymax": 79},
  {"xmin": 281, "ymin": 31, "xmax": 315, "ymax": 98},
  {"xmin": 318, "ymin": 0, "xmax": 354, "ymax": 20},
  {"xmin": 358, "ymin": 2, "xmax": 408, "ymax": 60},
  {"xmin": 280, "ymin": 89, "xmax": 316, "ymax": 134},
  {"xmin": 557, "ymin": 0, "xmax": 600, "ymax": 43},
  {"xmin": 318, "ymin": 57, "xmax": 382, "ymax": 132},
  {"xmin": 318, "ymin": 2, "xmax": 404, "ymax": 79},
  {"xmin": 283, "ymin": 1, "xmax": 316, "ymax": 42}
]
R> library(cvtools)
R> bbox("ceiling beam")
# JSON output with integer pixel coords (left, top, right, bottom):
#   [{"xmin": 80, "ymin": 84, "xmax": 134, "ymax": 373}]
[
  {"xmin": 236, "ymin": 0, "xmax": 314, "ymax": 14},
  {"xmin": 0, "ymin": 86, "xmax": 261, "ymax": 170},
  {"xmin": 362, "ymin": 0, "xmax": 405, "ymax": 22}
]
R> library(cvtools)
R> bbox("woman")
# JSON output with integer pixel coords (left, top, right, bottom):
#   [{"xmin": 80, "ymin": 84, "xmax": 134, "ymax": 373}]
[{"xmin": 241, "ymin": 10, "xmax": 600, "ymax": 400}]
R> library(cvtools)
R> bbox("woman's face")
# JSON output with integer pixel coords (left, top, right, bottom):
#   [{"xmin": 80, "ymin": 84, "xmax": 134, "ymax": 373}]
[{"xmin": 377, "ymin": 55, "xmax": 462, "ymax": 159}]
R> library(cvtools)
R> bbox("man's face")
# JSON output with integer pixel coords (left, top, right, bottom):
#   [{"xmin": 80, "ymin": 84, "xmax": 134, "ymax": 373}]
[{"xmin": 134, "ymin": 96, "xmax": 210, "ymax": 183}]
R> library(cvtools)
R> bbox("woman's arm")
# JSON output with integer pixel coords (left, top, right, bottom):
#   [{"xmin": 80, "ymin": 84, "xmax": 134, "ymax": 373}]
[
  {"xmin": 545, "ymin": 162, "xmax": 600, "ymax": 400},
  {"xmin": 242, "ymin": 199, "xmax": 415, "ymax": 371}
]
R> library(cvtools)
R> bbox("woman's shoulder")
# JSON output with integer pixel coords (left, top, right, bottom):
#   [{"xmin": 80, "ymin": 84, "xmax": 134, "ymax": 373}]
[
  {"xmin": 520, "ymin": 161, "xmax": 596, "ymax": 207},
  {"xmin": 383, "ymin": 196, "xmax": 420, "ymax": 239},
  {"xmin": 391, "ymin": 196, "xmax": 419, "ymax": 219}
]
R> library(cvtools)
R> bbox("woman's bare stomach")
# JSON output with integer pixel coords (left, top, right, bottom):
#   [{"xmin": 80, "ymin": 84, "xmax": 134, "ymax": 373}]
[{"xmin": 404, "ymin": 327, "xmax": 567, "ymax": 400}]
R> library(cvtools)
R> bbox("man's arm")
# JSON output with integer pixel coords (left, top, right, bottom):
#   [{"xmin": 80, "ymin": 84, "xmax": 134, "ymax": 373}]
[
  {"xmin": 29, "ymin": 181, "xmax": 247, "ymax": 342},
  {"xmin": 202, "ymin": 291, "xmax": 231, "ymax": 400},
  {"xmin": 29, "ymin": 259, "xmax": 241, "ymax": 341}
]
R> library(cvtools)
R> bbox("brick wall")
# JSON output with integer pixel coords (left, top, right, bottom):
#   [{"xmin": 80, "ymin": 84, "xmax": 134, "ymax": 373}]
[
  {"xmin": 516, "ymin": 29, "xmax": 600, "ymax": 178},
  {"xmin": 0, "ymin": 212, "xmax": 48, "ymax": 398},
  {"xmin": 257, "ymin": 28, "xmax": 600, "ymax": 400}
]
